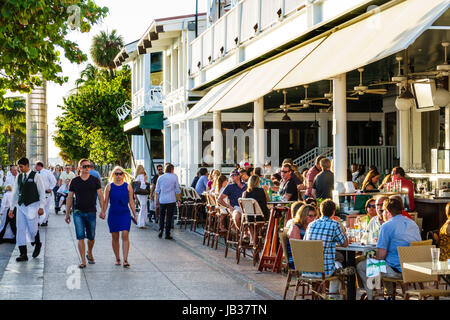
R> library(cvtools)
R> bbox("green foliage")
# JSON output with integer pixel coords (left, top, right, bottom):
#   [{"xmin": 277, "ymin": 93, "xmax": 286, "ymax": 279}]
[
  {"xmin": 90, "ymin": 29, "xmax": 124, "ymax": 79},
  {"xmin": 54, "ymin": 67, "xmax": 131, "ymax": 166},
  {"xmin": 0, "ymin": 97, "xmax": 26, "ymax": 166},
  {"xmin": 0, "ymin": 0, "xmax": 108, "ymax": 95}
]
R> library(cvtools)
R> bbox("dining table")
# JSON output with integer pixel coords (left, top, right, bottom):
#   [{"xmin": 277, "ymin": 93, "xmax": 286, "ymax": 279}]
[
  {"xmin": 336, "ymin": 243, "xmax": 377, "ymax": 300},
  {"xmin": 258, "ymin": 201, "xmax": 294, "ymax": 273},
  {"xmin": 403, "ymin": 261, "xmax": 450, "ymax": 286}
]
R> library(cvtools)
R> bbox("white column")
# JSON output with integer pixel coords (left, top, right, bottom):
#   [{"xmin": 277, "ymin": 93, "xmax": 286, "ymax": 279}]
[
  {"xmin": 171, "ymin": 48, "xmax": 178, "ymax": 91},
  {"xmin": 411, "ymin": 107, "xmax": 422, "ymax": 170},
  {"xmin": 164, "ymin": 124, "xmax": 171, "ymax": 164},
  {"xmin": 171, "ymin": 124, "xmax": 179, "ymax": 166},
  {"xmin": 333, "ymin": 73, "xmax": 347, "ymax": 184},
  {"xmin": 163, "ymin": 52, "xmax": 171, "ymax": 95},
  {"xmin": 318, "ymin": 110, "xmax": 328, "ymax": 148},
  {"xmin": 213, "ymin": 111, "xmax": 223, "ymax": 170},
  {"xmin": 398, "ymin": 109, "xmax": 410, "ymax": 171},
  {"xmin": 253, "ymin": 97, "xmax": 265, "ymax": 168}
]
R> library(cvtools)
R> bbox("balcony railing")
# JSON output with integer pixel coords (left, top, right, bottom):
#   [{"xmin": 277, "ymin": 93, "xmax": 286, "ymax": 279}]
[
  {"xmin": 132, "ymin": 85, "xmax": 163, "ymax": 118},
  {"xmin": 162, "ymin": 87, "xmax": 187, "ymax": 118}
]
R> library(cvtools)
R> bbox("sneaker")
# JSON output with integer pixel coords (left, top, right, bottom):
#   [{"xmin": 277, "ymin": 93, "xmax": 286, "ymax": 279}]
[
  {"xmin": 158, "ymin": 231, "xmax": 163, "ymax": 238},
  {"xmin": 165, "ymin": 235, "xmax": 173, "ymax": 240}
]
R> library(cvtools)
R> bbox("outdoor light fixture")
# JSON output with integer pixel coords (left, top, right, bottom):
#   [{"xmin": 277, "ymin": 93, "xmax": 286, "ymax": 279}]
[
  {"xmin": 310, "ymin": 112, "xmax": 320, "ymax": 128},
  {"xmin": 395, "ymin": 86, "xmax": 415, "ymax": 111},
  {"xmin": 282, "ymin": 112, "xmax": 291, "ymax": 121},
  {"xmin": 433, "ymin": 86, "xmax": 450, "ymax": 107}
]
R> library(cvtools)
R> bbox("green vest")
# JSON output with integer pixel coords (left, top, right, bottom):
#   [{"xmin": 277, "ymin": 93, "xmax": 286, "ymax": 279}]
[{"xmin": 18, "ymin": 171, "xmax": 40, "ymax": 206}]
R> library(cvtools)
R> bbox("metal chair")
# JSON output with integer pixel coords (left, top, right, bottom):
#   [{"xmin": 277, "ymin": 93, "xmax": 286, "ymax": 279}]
[
  {"xmin": 237, "ymin": 198, "xmax": 268, "ymax": 265},
  {"xmin": 398, "ymin": 245, "xmax": 450, "ymax": 300},
  {"xmin": 290, "ymin": 239, "xmax": 347, "ymax": 300}
]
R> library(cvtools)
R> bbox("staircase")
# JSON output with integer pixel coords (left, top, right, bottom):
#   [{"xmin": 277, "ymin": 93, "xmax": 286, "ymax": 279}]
[{"xmin": 293, "ymin": 146, "xmax": 397, "ymax": 174}]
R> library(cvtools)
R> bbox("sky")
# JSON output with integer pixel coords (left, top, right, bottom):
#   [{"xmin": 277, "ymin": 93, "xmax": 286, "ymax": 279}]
[{"xmin": 45, "ymin": 0, "xmax": 208, "ymax": 159}]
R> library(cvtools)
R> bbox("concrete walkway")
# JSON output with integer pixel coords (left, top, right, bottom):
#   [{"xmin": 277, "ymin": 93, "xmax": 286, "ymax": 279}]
[{"xmin": 0, "ymin": 209, "xmax": 285, "ymax": 300}]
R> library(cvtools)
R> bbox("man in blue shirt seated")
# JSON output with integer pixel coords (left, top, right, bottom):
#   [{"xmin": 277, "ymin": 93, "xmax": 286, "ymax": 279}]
[
  {"xmin": 195, "ymin": 167, "xmax": 209, "ymax": 198},
  {"xmin": 356, "ymin": 197, "xmax": 421, "ymax": 300},
  {"xmin": 217, "ymin": 170, "xmax": 247, "ymax": 230}
]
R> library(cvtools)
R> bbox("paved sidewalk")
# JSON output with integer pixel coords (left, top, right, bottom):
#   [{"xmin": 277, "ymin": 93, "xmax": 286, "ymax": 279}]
[{"xmin": 0, "ymin": 210, "xmax": 285, "ymax": 300}]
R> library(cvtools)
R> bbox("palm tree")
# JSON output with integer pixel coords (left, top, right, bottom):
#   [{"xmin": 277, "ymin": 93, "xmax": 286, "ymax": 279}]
[
  {"xmin": 75, "ymin": 63, "xmax": 109, "ymax": 88},
  {"xmin": 90, "ymin": 30, "xmax": 124, "ymax": 80},
  {"xmin": 0, "ymin": 97, "xmax": 26, "ymax": 163}
]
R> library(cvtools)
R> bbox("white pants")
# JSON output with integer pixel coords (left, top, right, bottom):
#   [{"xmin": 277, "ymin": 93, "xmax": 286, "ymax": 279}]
[
  {"xmin": 137, "ymin": 195, "xmax": 148, "ymax": 227},
  {"xmin": 39, "ymin": 193, "xmax": 52, "ymax": 224},
  {"xmin": 16, "ymin": 203, "xmax": 39, "ymax": 246}
]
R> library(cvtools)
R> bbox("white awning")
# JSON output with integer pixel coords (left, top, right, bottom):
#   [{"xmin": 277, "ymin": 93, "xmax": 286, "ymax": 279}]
[
  {"xmin": 184, "ymin": 71, "xmax": 248, "ymax": 120},
  {"xmin": 274, "ymin": 0, "xmax": 450, "ymax": 90},
  {"xmin": 210, "ymin": 38, "xmax": 325, "ymax": 112}
]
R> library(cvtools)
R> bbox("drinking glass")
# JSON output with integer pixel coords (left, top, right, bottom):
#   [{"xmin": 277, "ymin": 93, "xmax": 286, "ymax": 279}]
[{"xmin": 431, "ymin": 248, "xmax": 440, "ymax": 264}]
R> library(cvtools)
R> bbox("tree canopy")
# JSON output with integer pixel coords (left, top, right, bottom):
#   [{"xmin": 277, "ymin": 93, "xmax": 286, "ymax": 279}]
[
  {"xmin": 54, "ymin": 65, "xmax": 131, "ymax": 165},
  {"xmin": 0, "ymin": 0, "xmax": 108, "ymax": 96},
  {"xmin": 0, "ymin": 97, "xmax": 26, "ymax": 166},
  {"xmin": 90, "ymin": 29, "xmax": 124, "ymax": 79}
]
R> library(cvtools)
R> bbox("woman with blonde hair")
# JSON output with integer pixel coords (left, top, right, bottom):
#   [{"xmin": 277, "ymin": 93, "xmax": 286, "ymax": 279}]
[
  {"xmin": 134, "ymin": 165, "xmax": 149, "ymax": 229},
  {"xmin": 101, "ymin": 166, "xmax": 137, "ymax": 267},
  {"xmin": 287, "ymin": 204, "xmax": 317, "ymax": 240},
  {"xmin": 211, "ymin": 174, "xmax": 228, "ymax": 195},
  {"xmin": 207, "ymin": 169, "xmax": 220, "ymax": 192}
]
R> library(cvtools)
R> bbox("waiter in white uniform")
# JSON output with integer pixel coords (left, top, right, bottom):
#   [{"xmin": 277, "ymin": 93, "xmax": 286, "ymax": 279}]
[
  {"xmin": 9, "ymin": 157, "xmax": 45, "ymax": 261},
  {"xmin": 35, "ymin": 161, "xmax": 57, "ymax": 226},
  {"xmin": 4, "ymin": 165, "xmax": 18, "ymax": 188}
]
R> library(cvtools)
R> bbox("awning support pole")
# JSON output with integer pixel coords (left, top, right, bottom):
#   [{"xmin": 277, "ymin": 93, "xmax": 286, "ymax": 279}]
[
  {"xmin": 254, "ymin": 97, "xmax": 265, "ymax": 168},
  {"xmin": 333, "ymin": 73, "xmax": 347, "ymax": 185},
  {"xmin": 213, "ymin": 111, "xmax": 223, "ymax": 170},
  {"xmin": 126, "ymin": 135, "xmax": 137, "ymax": 171},
  {"xmin": 143, "ymin": 129, "xmax": 157, "ymax": 177}
]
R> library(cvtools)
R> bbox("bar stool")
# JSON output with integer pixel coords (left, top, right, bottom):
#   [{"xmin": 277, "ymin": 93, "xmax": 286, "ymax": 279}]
[
  {"xmin": 202, "ymin": 192, "xmax": 216, "ymax": 246},
  {"xmin": 179, "ymin": 187, "xmax": 194, "ymax": 229},
  {"xmin": 237, "ymin": 198, "xmax": 268, "ymax": 265},
  {"xmin": 186, "ymin": 187, "xmax": 205, "ymax": 232},
  {"xmin": 211, "ymin": 194, "xmax": 229, "ymax": 250}
]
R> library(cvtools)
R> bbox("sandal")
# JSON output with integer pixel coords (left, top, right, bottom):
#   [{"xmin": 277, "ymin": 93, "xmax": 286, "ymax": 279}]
[
  {"xmin": 123, "ymin": 261, "xmax": 130, "ymax": 268},
  {"xmin": 78, "ymin": 263, "xmax": 86, "ymax": 269},
  {"xmin": 115, "ymin": 259, "xmax": 121, "ymax": 266},
  {"xmin": 86, "ymin": 254, "xmax": 95, "ymax": 264}
]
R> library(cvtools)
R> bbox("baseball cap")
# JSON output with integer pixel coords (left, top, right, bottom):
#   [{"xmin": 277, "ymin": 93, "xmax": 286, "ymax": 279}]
[
  {"xmin": 244, "ymin": 162, "xmax": 250, "ymax": 167},
  {"xmin": 230, "ymin": 169, "xmax": 240, "ymax": 176}
]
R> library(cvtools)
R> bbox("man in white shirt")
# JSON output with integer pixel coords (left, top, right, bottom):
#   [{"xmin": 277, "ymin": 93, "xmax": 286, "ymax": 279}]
[
  {"xmin": 9, "ymin": 157, "xmax": 46, "ymax": 261},
  {"xmin": 59, "ymin": 164, "xmax": 76, "ymax": 186},
  {"xmin": 4, "ymin": 165, "xmax": 18, "ymax": 188},
  {"xmin": 0, "ymin": 165, "xmax": 4, "ymax": 187},
  {"xmin": 35, "ymin": 161, "xmax": 57, "ymax": 226}
]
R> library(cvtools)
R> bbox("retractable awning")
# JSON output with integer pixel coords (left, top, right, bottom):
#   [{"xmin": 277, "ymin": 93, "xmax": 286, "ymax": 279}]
[
  {"xmin": 123, "ymin": 111, "xmax": 164, "ymax": 134},
  {"xmin": 184, "ymin": 71, "xmax": 248, "ymax": 120},
  {"xmin": 273, "ymin": 0, "xmax": 450, "ymax": 90}
]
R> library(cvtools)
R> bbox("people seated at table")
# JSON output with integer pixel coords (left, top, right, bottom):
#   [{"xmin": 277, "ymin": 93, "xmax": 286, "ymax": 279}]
[
  {"xmin": 378, "ymin": 173, "xmax": 392, "ymax": 191},
  {"xmin": 238, "ymin": 168, "xmax": 249, "ymax": 183},
  {"xmin": 439, "ymin": 202, "xmax": 450, "ymax": 261},
  {"xmin": 352, "ymin": 164, "xmax": 366, "ymax": 188},
  {"xmin": 279, "ymin": 163, "xmax": 299, "ymax": 201},
  {"xmin": 206, "ymin": 169, "xmax": 220, "ymax": 192},
  {"xmin": 386, "ymin": 167, "xmax": 415, "ymax": 211},
  {"xmin": 288, "ymin": 204, "xmax": 318, "ymax": 240},
  {"xmin": 217, "ymin": 170, "xmax": 247, "ymax": 231},
  {"xmin": 304, "ymin": 199, "xmax": 348, "ymax": 300},
  {"xmin": 389, "ymin": 195, "xmax": 414, "ymax": 220},
  {"xmin": 284, "ymin": 201, "xmax": 305, "ymax": 231},
  {"xmin": 264, "ymin": 160, "xmax": 275, "ymax": 178},
  {"xmin": 254, "ymin": 167, "xmax": 273, "ymax": 190},
  {"xmin": 367, "ymin": 196, "xmax": 389, "ymax": 244},
  {"xmin": 356, "ymin": 198, "xmax": 421, "ymax": 300},
  {"xmin": 361, "ymin": 169, "xmax": 381, "ymax": 192},
  {"xmin": 211, "ymin": 174, "xmax": 228, "ymax": 195},
  {"xmin": 346, "ymin": 169, "xmax": 358, "ymax": 192},
  {"xmin": 312, "ymin": 158, "xmax": 334, "ymax": 201},
  {"xmin": 305, "ymin": 155, "xmax": 325, "ymax": 199}
]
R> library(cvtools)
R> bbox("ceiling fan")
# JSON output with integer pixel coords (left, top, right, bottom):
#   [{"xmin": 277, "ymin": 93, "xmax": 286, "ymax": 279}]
[
  {"xmin": 408, "ymin": 41, "xmax": 450, "ymax": 79},
  {"xmin": 321, "ymin": 80, "xmax": 359, "ymax": 102},
  {"xmin": 347, "ymin": 68, "xmax": 388, "ymax": 96}
]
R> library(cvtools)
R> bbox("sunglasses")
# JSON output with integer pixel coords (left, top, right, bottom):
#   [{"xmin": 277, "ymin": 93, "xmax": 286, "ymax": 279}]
[
  {"xmin": 367, "ymin": 204, "xmax": 376, "ymax": 208},
  {"xmin": 231, "ymin": 174, "xmax": 239, "ymax": 177},
  {"xmin": 81, "ymin": 165, "xmax": 90, "ymax": 169},
  {"xmin": 114, "ymin": 172, "xmax": 124, "ymax": 176},
  {"xmin": 281, "ymin": 170, "xmax": 290, "ymax": 173}
]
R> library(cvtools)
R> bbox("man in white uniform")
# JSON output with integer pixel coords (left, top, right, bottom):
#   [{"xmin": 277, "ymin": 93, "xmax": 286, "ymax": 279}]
[
  {"xmin": 35, "ymin": 161, "xmax": 57, "ymax": 227},
  {"xmin": 9, "ymin": 157, "xmax": 45, "ymax": 261},
  {"xmin": 0, "ymin": 165, "xmax": 4, "ymax": 187},
  {"xmin": 4, "ymin": 165, "xmax": 18, "ymax": 188}
]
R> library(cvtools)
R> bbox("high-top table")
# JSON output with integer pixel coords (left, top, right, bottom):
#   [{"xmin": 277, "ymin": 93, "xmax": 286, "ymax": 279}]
[
  {"xmin": 337, "ymin": 243, "xmax": 377, "ymax": 300},
  {"xmin": 258, "ymin": 201, "xmax": 293, "ymax": 273}
]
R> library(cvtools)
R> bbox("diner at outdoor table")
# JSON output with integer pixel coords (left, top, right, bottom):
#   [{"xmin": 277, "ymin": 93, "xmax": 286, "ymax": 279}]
[{"xmin": 176, "ymin": 156, "xmax": 450, "ymax": 301}]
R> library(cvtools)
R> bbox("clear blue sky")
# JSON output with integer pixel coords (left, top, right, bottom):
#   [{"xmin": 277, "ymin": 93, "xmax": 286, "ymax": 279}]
[{"xmin": 47, "ymin": 0, "xmax": 208, "ymax": 158}]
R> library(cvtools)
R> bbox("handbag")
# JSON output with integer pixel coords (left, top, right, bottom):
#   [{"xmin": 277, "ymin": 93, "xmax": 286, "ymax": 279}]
[{"xmin": 132, "ymin": 181, "xmax": 150, "ymax": 195}]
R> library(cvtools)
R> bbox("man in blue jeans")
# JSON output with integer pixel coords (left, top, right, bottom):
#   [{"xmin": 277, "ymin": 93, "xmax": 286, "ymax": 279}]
[{"xmin": 65, "ymin": 159, "xmax": 105, "ymax": 268}]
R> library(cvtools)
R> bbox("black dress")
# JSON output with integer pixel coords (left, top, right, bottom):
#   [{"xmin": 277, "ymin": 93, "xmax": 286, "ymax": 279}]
[{"xmin": 242, "ymin": 188, "xmax": 270, "ymax": 220}]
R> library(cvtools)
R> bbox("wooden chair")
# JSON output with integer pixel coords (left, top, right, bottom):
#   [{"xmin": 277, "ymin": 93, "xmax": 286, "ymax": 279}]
[
  {"xmin": 237, "ymin": 198, "xmax": 268, "ymax": 265},
  {"xmin": 211, "ymin": 193, "xmax": 229, "ymax": 250},
  {"xmin": 398, "ymin": 245, "xmax": 450, "ymax": 300},
  {"xmin": 179, "ymin": 187, "xmax": 194, "ymax": 229},
  {"xmin": 279, "ymin": 230, "xmax": 306, "ymax": 300},
  {"xmin": 409, "ymin": 212, "xmax": 418, "ymax": 222},
  {"xmin": 410, "ymin": 239, "xmax": 433, "ymax": 246},
  {"xmin": 202, "ymin": 192, "xmax": 216, "ymax": 247},
  {"xmin": 290, "ymin": 239, "xmax": 347, "ymax": 300},
  {"xmin": 187, "ymin": 187, "xmax": 205, "ymax": 232}
]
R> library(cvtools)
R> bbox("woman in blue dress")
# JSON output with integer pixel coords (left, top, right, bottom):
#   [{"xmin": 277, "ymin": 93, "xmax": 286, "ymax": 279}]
[{"xmin": 101, "ymin": 166, "xmax": 137, "ymax": 267}]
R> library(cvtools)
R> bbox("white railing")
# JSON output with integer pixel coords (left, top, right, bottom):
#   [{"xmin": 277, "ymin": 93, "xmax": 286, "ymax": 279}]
[
  {"xmin": 294, "ymin": 146, "xmax": 397, "ymax": 174},
  {"xmin": 162, "ymin": 87, "xmax": 187, "ymax": 118},
  {"xmin": 132, "ymin": 85, "xmax": 163, "ymax": 118},
  {"xmin": 189, "ymin": 0, "xmax": 308, "ymax": 75}
]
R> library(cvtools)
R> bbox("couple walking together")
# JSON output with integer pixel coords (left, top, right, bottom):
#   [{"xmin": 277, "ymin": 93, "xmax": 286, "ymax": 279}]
[{"xmin": 65, "ymin": 159, "xmax": 137, "ymax": 268}]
